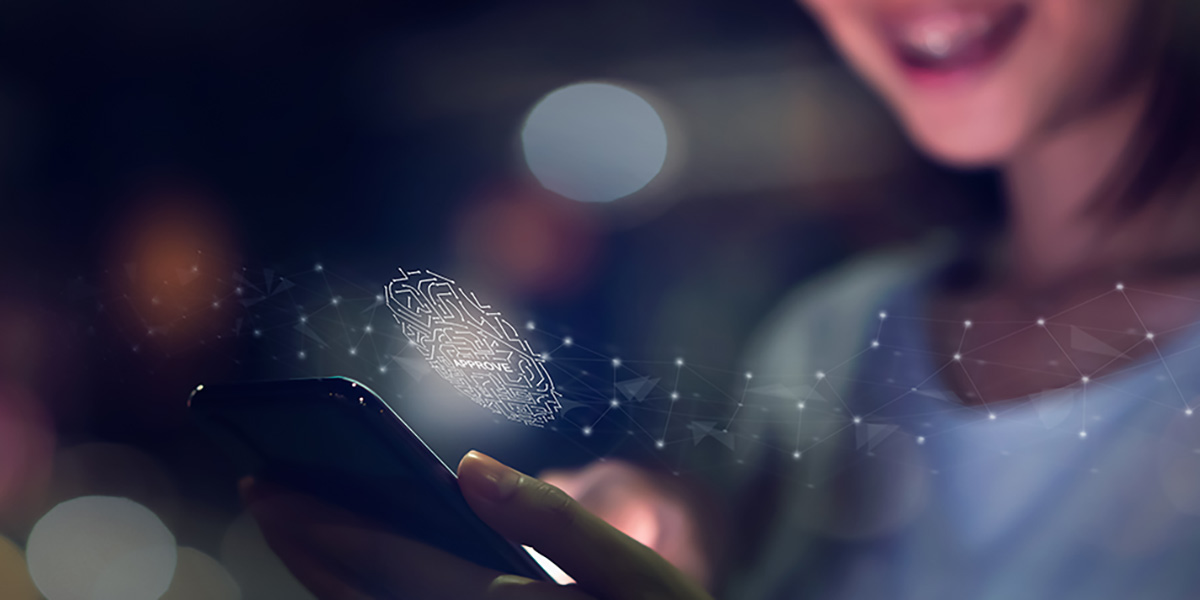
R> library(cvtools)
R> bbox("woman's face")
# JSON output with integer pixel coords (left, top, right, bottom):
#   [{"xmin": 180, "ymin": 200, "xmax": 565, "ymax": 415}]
[{"xmin": 800, "ymin": 0, "xmax": 1161, "ymax": 167}]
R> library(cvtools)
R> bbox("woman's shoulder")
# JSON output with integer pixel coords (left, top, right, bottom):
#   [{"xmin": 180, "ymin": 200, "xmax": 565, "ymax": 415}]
[{"xmin": 745, "ymin": 240, "xmax": 947, "ymax": 382}]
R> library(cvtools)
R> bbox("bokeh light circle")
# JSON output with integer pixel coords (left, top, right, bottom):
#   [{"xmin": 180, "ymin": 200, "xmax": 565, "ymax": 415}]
[
  {"xmin": 26, "ymin": 495, "xmax": 177, "ymax": 600},
  {"xmin": 0, "ymin": 535, "xmax": 39, "ymax": 600},
  {"xmin": 521, "ymin": 82, "xmax": 669, "ymax": 203},
  {"xmin": 159, "ymin": 547, "xmax": 241, "ymax": 600},
  {"xmin": 220, "ymin": 511, "xmax": 315, "ymax": 600}
]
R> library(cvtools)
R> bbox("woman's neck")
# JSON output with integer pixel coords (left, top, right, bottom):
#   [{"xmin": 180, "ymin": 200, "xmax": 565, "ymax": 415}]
[{"xmin": 1001, "ymin": 78, "xmax": 1160, "ymax": 290}]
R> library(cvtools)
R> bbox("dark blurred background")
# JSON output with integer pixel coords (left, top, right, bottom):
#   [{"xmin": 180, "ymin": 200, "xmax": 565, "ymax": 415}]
[{"xmin": 0, "ymin": 0, "xmax": 993, "ymax": 597}]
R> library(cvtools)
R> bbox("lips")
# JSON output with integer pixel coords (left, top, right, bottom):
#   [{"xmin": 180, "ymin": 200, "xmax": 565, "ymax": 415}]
[{"xmin": 882, "ymin": 3, "xmax": 1028, "ymax": 78}]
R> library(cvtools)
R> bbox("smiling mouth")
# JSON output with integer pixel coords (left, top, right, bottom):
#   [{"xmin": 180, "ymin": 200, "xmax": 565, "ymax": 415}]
[{"xmin": 883, "ymin": 3, "xmax": 1028, "ymax": 78}]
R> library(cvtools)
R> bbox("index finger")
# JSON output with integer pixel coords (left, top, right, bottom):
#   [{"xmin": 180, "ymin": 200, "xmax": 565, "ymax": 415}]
[{"xmin": 457, "ymin": 452, "xmax": 710, "ymax": 600}]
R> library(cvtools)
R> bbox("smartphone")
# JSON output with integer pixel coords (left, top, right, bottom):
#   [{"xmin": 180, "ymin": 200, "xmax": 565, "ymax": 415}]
[{"xmin": 187, "ymin": 376, "xmax": 555, "ymax": 582}]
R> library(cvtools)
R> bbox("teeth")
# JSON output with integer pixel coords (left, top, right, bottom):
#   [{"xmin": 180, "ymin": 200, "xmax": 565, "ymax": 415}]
[{"xmin": 899, "ymin": 13, "xmax": 994, "ymax": 60}]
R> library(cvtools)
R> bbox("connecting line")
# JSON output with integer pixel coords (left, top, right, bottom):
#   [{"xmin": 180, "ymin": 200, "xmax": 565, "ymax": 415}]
[
  {"xmin": 798, "ymin": 421, "xmax": 856, "ymax": 455},
  {"xmin": 1081, "ymin": 381, "xmax": 1089, "ymax": 436},
  {"xmin": 955, "ymin": 362, "xmax": 994, "ymax": 418},
  {"xmin": 660, "ymin": 360, "xmax": 684, "ymax": 445},
  {"xmin": 612, "ymin": 358, "xmax": 618, "ymax": 404},
  {"xmin": 1039, "ymin": 322, "xmax": 1086, "ymax": 379},
  {"xmin": 819, "ymin": 373, "xmax": 857, "ymax": 421},
  {"xmin": 943, "ymin": 318, "xmax": 997, "ymax": 418},
  {"xmin": 722, "ymin": 373, "xmax": 753, "ymax": 432},
  {"xmin": 967, "ymin": 291, "xmax": 1119, "ymax": 355},
  {"xmin": 1119, "ymin": 287, "xmax": 1192, "ymax": 412},
  {"xmin": 318, "ymin": 265, "xmax": 355, "ymax": 353},
  {"xmin": 793, "ymin": 382, "xmax": 817, "ymax": 458}
]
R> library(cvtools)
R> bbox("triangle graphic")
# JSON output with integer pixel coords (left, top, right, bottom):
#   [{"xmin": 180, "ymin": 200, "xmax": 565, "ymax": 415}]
[
  {"xmin": 557, "ymin": 397, "xmax": 591, "ymax": 414},
  {"xmin": 272, "ymin": 278, "xmax": 296, "ymax": 296},
  {"xmin": 1069, "ymin": 326, "xmax": 1125, "ymax": 358},
  {"xmin": 294, "ymin": 322, "xmax": 329, "ymax": 347},
  {"xmin": 856, "ymin": 423, "xmax": 900, "ymax": 451},
  {"xmin": 687, "ymin": 421, "xmax": 735, "ymax": 450},
  {"xmin": 616, "ymin": 376, "xmax": 659, "ymax": 403},
  {"xmin": 234, "ymin": 272, "xmax": 264, "ymax": 294},
  {"xmin": 1029, "ymin": 388, "xmax": 1077, "ymax": 429}
]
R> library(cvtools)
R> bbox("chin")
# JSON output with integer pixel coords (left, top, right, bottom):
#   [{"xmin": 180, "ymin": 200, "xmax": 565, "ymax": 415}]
[{"xmin": 906, "ymin": 120, "xmax": 1021, "ymax": 169}]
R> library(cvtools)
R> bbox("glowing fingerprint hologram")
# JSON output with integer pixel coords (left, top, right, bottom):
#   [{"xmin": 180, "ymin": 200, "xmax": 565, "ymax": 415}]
[{"xmin": 386, "ymin": 268, "xmax": 562, "ymax": 426}]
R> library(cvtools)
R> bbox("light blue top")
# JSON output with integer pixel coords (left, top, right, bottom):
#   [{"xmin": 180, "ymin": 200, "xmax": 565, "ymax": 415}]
[{"xmin": 727, "ymin": 244, "xmax": 1200, "ymax": 600}]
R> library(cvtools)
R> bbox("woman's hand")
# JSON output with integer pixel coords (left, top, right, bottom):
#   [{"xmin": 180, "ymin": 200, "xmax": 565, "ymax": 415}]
[
  {"xmin": 242, "ymin": 451, "xmax": 714, "ymax": 600},
  {"xmin": 539, "ymin": 461, "xmax": 714, "ymax": 587}
]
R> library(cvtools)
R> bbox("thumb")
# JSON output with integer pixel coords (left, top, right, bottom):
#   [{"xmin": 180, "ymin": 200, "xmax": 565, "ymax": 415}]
[{"xmin": 457, "ymin": 451, "xmax": 708, "ymax": 600}]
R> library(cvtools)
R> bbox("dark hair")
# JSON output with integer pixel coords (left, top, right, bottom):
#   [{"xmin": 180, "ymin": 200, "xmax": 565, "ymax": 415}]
[{"xmin": 1102, "ymin": 0, "xmax": 1200, "ymax": 213}]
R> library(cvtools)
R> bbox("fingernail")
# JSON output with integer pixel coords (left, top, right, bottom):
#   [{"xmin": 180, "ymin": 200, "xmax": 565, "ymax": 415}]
[{"xmin": 462, "ymin": 450, "xmax": 522, "ymax": 504}]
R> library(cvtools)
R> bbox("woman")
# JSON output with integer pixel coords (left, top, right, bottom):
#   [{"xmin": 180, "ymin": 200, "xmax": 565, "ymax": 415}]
[{"xmin": 246, "ymin": 0, "xmax": 1200, "ymax": 598}]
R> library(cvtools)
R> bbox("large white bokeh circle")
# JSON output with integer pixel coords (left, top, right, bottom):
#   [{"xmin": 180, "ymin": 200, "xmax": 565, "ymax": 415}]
[
  {"xmin": 522, "ymin": 82, "xmax": 669, "ymax": 203},
  {"xmin": 27, "ymin": 496, "xmax": 177, "ymax": 600}
]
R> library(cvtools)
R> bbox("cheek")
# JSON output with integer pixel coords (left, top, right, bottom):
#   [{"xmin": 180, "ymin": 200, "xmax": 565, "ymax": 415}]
[{"xmin": 1035, "ymin": 0, "xmax": 1150, "ymax": 117}]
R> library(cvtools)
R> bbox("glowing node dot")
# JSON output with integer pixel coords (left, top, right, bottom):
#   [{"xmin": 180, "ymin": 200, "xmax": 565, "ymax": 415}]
[
  {"xmin": 1116, "ymin": 283, "xmax": 1125, "ymax": 291},
  {"xmin": 916, "ymin": 436, "xmax": 926, "ymax": 445},
  {"xmin": 1081, "ymin": 376, "xmax": 1090, "ymax": 384},
  {"xmin": 331, "ymin": 297, "xmax": 340, "ymax": 306},
  {"xmin": 871, "ymin": 340, "xmax": 880, "ymax": 348},
  {"xmin": 792, "ymin": 451, "xmax": 802, "ymax": 460},
  {"xmin": 610, "ymin": 398, "xmax": 620, "ymax": 408},
  {"xmin": 797, "ymin": 402, "xmax": 806, "ymax": 410},
  {"xmin": 1188, "ymin": 409, "xmax": 1195, "ymax": 417},
  {"xmin": 298, "ymin": 351, "xmax": 306, "ymax": 360},
  {"xmin": 853, "ymin": 416, "xmax": 862, "ymax": 424},
  {"xmin": 670, "ymin": 391, "xmax": 679, "ymax": 400},
  {"xmin": 1146, "ymin": 332, "xmax": 1155, "ymax": 340},
  {"xmin": 879, "ymin": 311, "xmax": 888, "ymax": 319},
  {"xmin": 540, "ymin": 353, "xmax": 550, "ymax": 361},
  {"xmin": 525, "ymin": 321, "xmax": 536, "ymax": 331},
  {"xmin": 379, "ymin": 366, "xmax": 387, "ymax": 373},
  {"xmin": 815, "ymin": 371, "xmax": 826, "ymax": 380},
  {"xmin": 953, "ymin": 353, "xmax": 962, "ymax": 361},
  {"xmin": 299, "ymin": 316, "xmax": 308, "ymax": 324},
  {"xmin": 375, "ymin": 294, "xmax": 384, "ymax": 302},
  {"xmin": 745, "ymin": 371, "xmax": 753, "ymax": 379},
  {"xmin": 364, "ymin": 325, "xmax": 373, "ymax": 334},
  {"xmin": 253, "ymin": 329, "xmax": 262, "ymax": 337},
  {"xmin": 612, "ymin": 358, "xmax": 622, "ymax": 368},
  {"xmin": 1037, "ymin": 318, "xmax": 1046, "ymax": 327},
  {"xmin": 656, "ymin": 440, "xmax": 665, "ymax": 449},
  {"xmin": 989, "ymin": 413, "xmax": 997, "ymax": 420},
  {"xmin": 563, "ymin": 336, "xmax": 574, "ymax": 346},
  {"xmin": 582, "ymin": 426, "xmax": 593, "ymax": 436},
  {"xmin": 1079, "ymin": 430, "xmax": 1088, "ymax": 439},
  {"xmin": 349, "ymin": 348, "xmax": 358, "ymax": 356},
  {"xmin": 315, "ymin": 263, "xmax": 324, "ymax": 272},
  {"xmin": 964, "ymin": 320, "xmax": 973, "ymax": 328},
  {"xmin": 674, "ymin": 357, "xmax": 684, "ymax": 367}
]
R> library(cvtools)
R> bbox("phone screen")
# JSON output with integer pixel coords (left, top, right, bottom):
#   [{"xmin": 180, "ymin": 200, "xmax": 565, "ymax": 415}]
[{"xmin": 188, "ymin": 377, "xmax": 554, "ymax": 582}]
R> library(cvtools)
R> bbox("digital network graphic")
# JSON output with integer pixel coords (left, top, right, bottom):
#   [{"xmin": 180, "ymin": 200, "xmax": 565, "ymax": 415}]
[
  {"xmin": 79, "ymin": 257, "xmax": 1200, "ymax": 483},
  {"xmin": 385, "ymin": 268, "xmax": 561, "ymax": 427}
]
